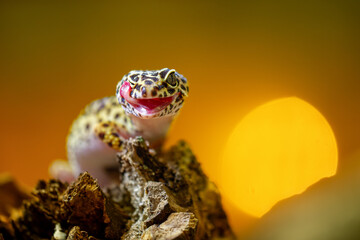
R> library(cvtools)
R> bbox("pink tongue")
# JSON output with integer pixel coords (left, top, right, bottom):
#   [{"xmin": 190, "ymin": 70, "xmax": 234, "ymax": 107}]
[
  {"xmin": 120, "ymin": 81, "xmax": 177, "ymax": 114},
  {"xmin": 130, "ymin": 97, "xmax": 175, "ymax": 113}
]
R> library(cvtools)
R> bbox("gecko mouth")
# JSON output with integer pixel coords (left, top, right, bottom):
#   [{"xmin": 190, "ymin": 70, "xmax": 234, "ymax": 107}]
[
  {"xmin": 127, "ymin": 94, "xmax": 178, "ymax": 115},
  {"xmin": 120, "ymin": 81, "xmax": 178, "ymax": 116}
]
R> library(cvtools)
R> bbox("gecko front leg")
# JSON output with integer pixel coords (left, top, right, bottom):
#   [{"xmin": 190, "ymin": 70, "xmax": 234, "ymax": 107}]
[{"xmin": 94, "ymin": 121, "xmax": 126, "ymax": 152}]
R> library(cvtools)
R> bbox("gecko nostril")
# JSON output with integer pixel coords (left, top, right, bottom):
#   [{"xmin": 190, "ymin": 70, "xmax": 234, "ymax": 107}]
[
  {"xmin": 151, "ymin": 88, "xmax": 158, "ymax": 97},
  {"xmin": 141, "ymin": 87, "xmax": 147, "ymax": 97}
]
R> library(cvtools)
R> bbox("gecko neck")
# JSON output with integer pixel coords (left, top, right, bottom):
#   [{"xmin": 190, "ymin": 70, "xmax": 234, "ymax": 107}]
[{"xmin": 129, "ymin": 115, "xmax": 174, "ymax": 149}]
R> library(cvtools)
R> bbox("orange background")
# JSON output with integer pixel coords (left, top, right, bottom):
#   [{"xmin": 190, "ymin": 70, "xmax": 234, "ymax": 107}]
[{"xmin": 0, "ymin": 1, "xmax": 359, "ymax": 235}]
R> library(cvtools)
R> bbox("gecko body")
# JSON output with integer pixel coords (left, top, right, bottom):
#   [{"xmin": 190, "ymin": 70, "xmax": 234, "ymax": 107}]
[{"xmin": 51, "ymin": 68, "xmax": 189, "ymax": 186}]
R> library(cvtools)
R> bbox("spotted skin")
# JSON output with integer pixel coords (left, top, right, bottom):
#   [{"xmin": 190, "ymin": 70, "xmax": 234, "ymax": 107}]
[
  {"xmin": 67, "ymin": 96, "xmax": 135, "ymax": 156},
  {"xmin": 54, "ymin": 68, "xmax": 189, "ymax": 187},
  {"xmin": 95, "ymin": 122, "xmax": 124, "ymax": 150}
]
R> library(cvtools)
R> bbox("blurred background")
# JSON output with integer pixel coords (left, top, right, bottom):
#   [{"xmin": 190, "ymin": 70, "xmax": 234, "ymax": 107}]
[{"xmin": 1, "ymin": 1, "xmax": 359, "ymax": 238}]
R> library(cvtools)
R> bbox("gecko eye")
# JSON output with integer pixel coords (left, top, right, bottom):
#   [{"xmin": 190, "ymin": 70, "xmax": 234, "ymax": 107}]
[{"xmin": 166, "ymin": 72, "xmax": 178, "ymax": 87}]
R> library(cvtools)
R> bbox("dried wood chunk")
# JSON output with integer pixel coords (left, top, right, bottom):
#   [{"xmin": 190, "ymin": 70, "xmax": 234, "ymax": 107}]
[
  {"xmin": 117, "ymin": 137, "xmax": 235, "ymax": 239},
  {"xmin": 142, "ymin": 212, "xmax": 198, "ymax": 240},
  {"xmin": 1, "ymin": 137, "xmax": 234, "ymax": 239},
  {"xmin": 60, "ymin": 172, "xmax": 129, "ymax": 239},
  {"xmin": 0, "ymin": 174, "xmax": 30, "ymax": 217}
]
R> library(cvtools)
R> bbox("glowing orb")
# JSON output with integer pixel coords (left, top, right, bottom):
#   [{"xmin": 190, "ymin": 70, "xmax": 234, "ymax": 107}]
[{"xmin": 220, "ymin": 97, "xmax": 338, "ymax": 218}]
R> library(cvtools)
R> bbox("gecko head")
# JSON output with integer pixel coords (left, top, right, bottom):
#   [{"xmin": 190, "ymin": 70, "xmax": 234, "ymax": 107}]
[{"xmin": 116, "ymin": 68, "xmax": 189, "ymax": 119}]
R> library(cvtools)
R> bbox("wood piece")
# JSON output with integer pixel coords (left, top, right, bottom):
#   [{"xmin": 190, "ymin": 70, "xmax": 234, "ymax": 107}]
[{"xmin": 0, "ymin": 137, "xmax": 234, "ymax": 239}]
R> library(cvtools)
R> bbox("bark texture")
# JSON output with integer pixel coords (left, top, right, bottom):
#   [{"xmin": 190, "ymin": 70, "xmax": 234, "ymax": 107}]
[{"xmin": 0, "ymin": 137, "xmax": 234, "ymax": 240}]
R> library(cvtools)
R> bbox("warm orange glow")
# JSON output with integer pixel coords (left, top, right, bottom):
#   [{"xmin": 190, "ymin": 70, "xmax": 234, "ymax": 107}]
[{"xmin": 220, "ymin": 97, "xmax": 338, "ymax": 217}]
